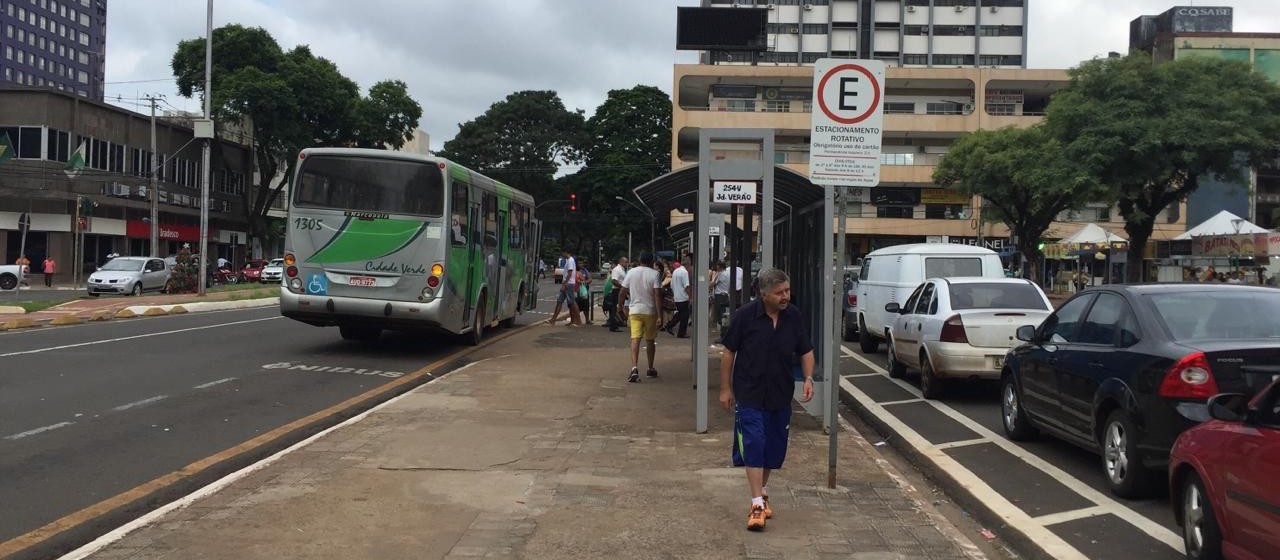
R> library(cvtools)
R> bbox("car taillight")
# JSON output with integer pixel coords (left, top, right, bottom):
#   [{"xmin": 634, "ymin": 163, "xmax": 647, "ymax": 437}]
[
  {"xmin": 846, "ymin": 294, "xmax": 857, "ymax": 307},
  {"xmin": 939, "ymin": 314, "xmax": 969, "ymax": 343},
  {"xmin": 1158, "ymin": 352, "xmax": 1219, "ymax": 399}
]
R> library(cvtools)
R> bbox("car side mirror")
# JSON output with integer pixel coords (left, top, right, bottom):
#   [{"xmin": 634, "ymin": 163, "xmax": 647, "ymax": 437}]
[
  {"xmin": 884, "ymin": 302, "xmax": 901, "ymax": 314},
  {"xmin": 1016, "ymin": 325, "xmax": 1036, "ymax": 343},
  {"xmin": 1207, "ymin": 393, "xmax": 1249, "ymax": 422}
]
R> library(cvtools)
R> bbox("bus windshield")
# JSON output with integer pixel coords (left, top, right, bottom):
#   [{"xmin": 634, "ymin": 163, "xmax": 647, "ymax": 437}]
[{"xmin": 293, "ymin": 155, "xmax": 444, "ymax": 216}]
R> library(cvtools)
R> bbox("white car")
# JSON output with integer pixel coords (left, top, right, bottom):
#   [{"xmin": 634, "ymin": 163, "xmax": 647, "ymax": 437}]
[
  {"xmin": 87, "ymin": 257, "xmax": 171, "ymax": 297},
  {"xmin": 261, "ymin": 258, "xmax": 285, "ymax": 283},
  {"xmin": 883, "ymin": 277, "xmax": 1053, "ymax": 399}
]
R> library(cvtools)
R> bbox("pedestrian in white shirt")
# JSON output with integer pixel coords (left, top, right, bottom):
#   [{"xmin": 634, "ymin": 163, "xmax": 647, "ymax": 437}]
[
  {"xmin": 712, "ymin": 261, "xmax": 731, "ymax": 330},
  {"xmin": 618, "ymin": 252, "xmax": 663, "ymax": 383},
  {"xmin": 545, "ymin": 249, "xmax": 582, "ymax": 326},
  {"xmin": 605, "ymin": 257, "xmax": 630, "ymax": 331},
  {"xmin": 664, "ymin": 260, "xmax": 692, "ymax": 337}
]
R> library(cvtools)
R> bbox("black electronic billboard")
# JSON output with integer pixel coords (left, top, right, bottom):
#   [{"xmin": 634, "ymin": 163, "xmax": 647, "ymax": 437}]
[{"xmin": 676, "ymin": 7, "xmax": 768, "ymax": 52}]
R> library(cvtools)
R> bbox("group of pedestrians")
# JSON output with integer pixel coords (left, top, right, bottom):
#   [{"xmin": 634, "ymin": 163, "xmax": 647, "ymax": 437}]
[{"xmin": 12, "ymin": 254, "xmax": 56, "ymax": 287}]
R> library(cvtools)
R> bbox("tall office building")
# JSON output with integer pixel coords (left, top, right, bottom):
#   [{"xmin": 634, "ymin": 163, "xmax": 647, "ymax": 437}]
[
  {"xmin": 701, "ymin": 0, "xmax": 1027, "ymax": 68},
  {"xmin": 1, "ymin": 0, "xmax": 108, "ymax": 100}
]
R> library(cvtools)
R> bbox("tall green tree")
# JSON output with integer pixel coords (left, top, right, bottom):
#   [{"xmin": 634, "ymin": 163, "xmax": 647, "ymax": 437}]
[
  {"xmin": 1047, "ymin": 52, "xmax": 1280, "ymax": 281},
  {"xmin": 574, "ymin": 85, "xmax": 672, "ymax": 258},
  {"xmin": 934, "ymin": 125, "xmax": 1103, "ymax": 283},
  {"xmin": 438, "ymin": 90, "xmax": 587, "ymax": 206},
  {"xmin": 171, "ymin": 25, "xmax": 421, "ymax": 245}
]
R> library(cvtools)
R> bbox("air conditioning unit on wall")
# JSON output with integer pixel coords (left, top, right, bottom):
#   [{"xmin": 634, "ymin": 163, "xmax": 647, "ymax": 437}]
[
  {"xmin": 785, "ymin": 24, "xmax": 800, "ymax": 34},
  {"xmin": 954, "ymin": 5, "xmax": 965, "ymax": 12},
  {"xmin": 990, "ymin": 6, "xmax": 999, "ymax": 12},
  {"xmin": 906, "ymin": 5, "xmax": 916, "ymax": 13},
  {"xmin": 803, "ymin": 4, "xmax": 813, "ymax": 11}
]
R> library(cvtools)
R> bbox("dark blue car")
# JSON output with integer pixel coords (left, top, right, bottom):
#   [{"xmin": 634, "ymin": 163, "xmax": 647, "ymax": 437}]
[{"xmin": 1000, "ymin": 284, "xmax": 1280, "ymax": 499}]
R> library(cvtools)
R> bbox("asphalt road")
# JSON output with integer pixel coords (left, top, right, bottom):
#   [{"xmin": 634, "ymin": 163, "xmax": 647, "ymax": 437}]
[
  {"xmin": 0, "ymin": 285, "xmax": 557, "ymax": 559},
  {"xmin": 838, "ymin": 340, "xmax": 1186, "ymax": 560}
]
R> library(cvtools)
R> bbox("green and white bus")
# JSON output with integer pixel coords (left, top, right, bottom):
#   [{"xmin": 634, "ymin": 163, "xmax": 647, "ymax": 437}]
[{"xmin": 279, "ymin": 147, "xmax": 540, "ymax": 344}]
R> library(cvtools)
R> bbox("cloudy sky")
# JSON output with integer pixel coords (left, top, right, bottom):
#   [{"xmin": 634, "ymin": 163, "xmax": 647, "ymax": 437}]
[{"xmin": 103, "ymin": 0, "xmax": 1280, "ymax": 151}]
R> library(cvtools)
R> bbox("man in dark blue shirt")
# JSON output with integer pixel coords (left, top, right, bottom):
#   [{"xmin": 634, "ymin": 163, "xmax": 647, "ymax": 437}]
[{"xmin": 719, "ymin": 268, "xmax": 815, "ymax": 531}]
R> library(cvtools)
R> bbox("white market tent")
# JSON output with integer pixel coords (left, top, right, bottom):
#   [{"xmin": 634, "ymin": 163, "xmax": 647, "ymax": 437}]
[
  {"xmin": 1174, "ymin": 210, "xmax": 1270, "ymax": 240},
  {"xmin": 1060, "ymin": 222, "xmax": 1127, "ymax": 244}
]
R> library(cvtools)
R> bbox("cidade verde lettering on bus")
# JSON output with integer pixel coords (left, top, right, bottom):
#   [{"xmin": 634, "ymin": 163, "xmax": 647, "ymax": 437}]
[
  {"xmin": 365, "ymin": 261, "xmax": 428, "ymax": 275},
  {"xmin": 305, "ymin": 217, "xmax": 429, "ymax": 264}
]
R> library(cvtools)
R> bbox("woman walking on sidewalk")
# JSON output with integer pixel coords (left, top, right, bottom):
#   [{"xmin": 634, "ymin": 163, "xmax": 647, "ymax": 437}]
[
  {"xmin": 719, "ymin": 268, "xmax": 814, "ymax": 532},
  {"xmin": 42, "ymin": 256, "xmax": 56, "ymax": 287}
]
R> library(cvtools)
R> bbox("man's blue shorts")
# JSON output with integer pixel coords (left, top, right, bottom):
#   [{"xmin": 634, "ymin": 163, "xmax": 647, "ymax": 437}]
[
  {"xmin": 556, "ymin": 286, "xmax": 578, "ymax": 306},
  {"xmin": 731, "ymin": 404, "xmax": 792, "ymax": 469}
]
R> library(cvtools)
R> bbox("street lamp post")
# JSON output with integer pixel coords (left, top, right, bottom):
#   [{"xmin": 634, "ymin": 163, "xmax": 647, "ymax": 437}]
[{"xmin": 615, "ymin": 196, "xmax": 655, "ymax": 257}]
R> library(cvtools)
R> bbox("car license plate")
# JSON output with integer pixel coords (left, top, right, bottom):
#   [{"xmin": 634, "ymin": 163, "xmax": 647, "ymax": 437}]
[
  {"xmin": 349, "ymin": 276, "xmax": 376, "ymax": 287},
  {"xmin": 991, "ymin": 356, "xmax": 1004, "ymax": 368}
]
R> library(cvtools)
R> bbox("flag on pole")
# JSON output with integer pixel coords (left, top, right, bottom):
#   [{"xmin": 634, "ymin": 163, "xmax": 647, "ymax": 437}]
[
  {"xmin": 64, "ymin": 140, "xmax": 87, "ymax": 178},
  {"xmin": 0, "ymin": 132, "xmax": 14, "ymax": 166}
]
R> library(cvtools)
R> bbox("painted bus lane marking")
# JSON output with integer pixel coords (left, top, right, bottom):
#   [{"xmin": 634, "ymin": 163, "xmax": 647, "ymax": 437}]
[{"xmin": 261, "ymin": 362, "xmax": 405, "ymax": 378}]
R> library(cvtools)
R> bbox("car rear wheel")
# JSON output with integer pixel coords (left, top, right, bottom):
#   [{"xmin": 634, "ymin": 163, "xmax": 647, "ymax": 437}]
[
  {"xmin": 919, "ymin": 353, "xmax": 943, "ymax": 399},
  {"xmin": 885, "ymin": 338, "xmax": 906, "ymax": 378},
  {"xmin": 1001, "ymin": 374, "xmax": 1037, "ymax": 440},
  {"xmin": 842, "ymin": 316, "xmax": 856, "ymax": 342},
  {"xmin": 131, "ymin": 283, "xmax": 143, "ymax": 296},
  {"xmin": 1102, "ymin": 410, "xmax": 1156, "ymax": 499},
  {"xmin": 858, "ymin": 317, "xmax": 878, "ymax": 353},
  {"xmin": 0, "ymin": 273, "xmax": 17, "ymax": 290},
  {"xmin": 1180, "ymin": 472, "xmax": 1223, "ymax": 560}
]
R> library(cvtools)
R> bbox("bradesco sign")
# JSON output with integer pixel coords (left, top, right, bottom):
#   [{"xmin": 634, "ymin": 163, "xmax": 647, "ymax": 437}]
[{"xmin": 809, "ymin": 59, "xmax": 885, "ymax": 187}]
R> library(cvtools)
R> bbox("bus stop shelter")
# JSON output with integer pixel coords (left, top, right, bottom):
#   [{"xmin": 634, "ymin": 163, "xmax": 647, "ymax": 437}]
[{"xmin": 630, "ymin": 129, "xmax": 833, "ymax": 433}]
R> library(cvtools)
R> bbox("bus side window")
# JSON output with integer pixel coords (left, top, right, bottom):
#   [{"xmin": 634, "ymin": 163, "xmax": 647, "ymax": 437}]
[
  {"xmin": 510, "ymin": 204, "xmax": 525, "ymax": 249},
  {"xmin": 483, "ymin": 193, "xmax": 498, "ymax": 249},
  {"xmin": 451, "ymin": 182, "xmax": 469, "ymax": 246}
]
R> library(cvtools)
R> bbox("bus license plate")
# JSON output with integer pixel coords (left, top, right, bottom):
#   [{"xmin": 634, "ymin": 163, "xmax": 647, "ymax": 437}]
[
  {"xmin": 991, "ymin": 355, "xmax": 1004, "ymax": 368},
  {"xmin": 349, "ymin": 276, "xmax": 376, "ymax": 287}
]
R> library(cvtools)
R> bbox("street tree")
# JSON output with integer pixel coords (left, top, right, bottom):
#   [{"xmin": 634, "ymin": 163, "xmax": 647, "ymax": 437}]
[
  {"xmin": 573, "ymin": 85, "xmax": 672, "ymax": 259},
  {"xmin": 171, "ymin": 25, "xmax": 421, "ymax": 246},
  {"xmin": 934, "ymin": 125, "xmax": 1103, "ymax": 283},
  {"xmin": 1047, "ymin": 52, "xmax": 1280, "ymax": 281},
  {"xmin": 438, "ymin": 90, "xmax": 587, "ymax": 207}
]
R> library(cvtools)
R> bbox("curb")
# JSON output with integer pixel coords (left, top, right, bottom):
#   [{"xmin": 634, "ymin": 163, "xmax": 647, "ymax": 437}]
[
  {"xmin": 837, "ymin": 382, "xmax": 1057, "ymax": 560},
  {"xmin": 120, "ymin": 298, "xmax": 277, "ymax": 317}
]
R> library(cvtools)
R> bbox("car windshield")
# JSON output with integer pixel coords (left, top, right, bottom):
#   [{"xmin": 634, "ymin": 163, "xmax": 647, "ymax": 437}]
[
  {"xmin": 1150, "ymin": 291, "xmax": 1280, "ymax": 341},
  {"xmin": 949, "ymin": 282, "xmax": 1048, "ymax": 310},
  {"xmin": 267, "ymin": 259, "xmax": 284, "ymax": 267},
  {"xmin": 99, "ymin": 259, "xmax": 144, "ymax": 272}
]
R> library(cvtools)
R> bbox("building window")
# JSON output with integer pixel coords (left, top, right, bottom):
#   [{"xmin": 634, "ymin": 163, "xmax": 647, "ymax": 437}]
[
  {"xmin": 902, "ymin": 54, "xmax": 927, "ymax": 65},
  {"xmin": 932, "ymin": 54, "xmax": 975, "ymax": 66},
  {"xmin": 880, "ymin": 153, "xmax": 916, "ymax": 165},
  {"xmin": 877, "ymin": 206, "xmax": 915, "ymax": 219},
  {"xmin": 884, "ymin": 102, "xmax": 915, "ymax": 114},
  {"xmin": 764, "ymin": 100, "xmax": 789, "ymax": 113},
  {"xmin": 925, "ymin": 204, "xmax": 967, "ymax": 220},
  {"xmin": 932, "ymin": 26, "xmax": 975, "ymax": 36},
  {"xmin": 0, "ymin": 126, "xmax": 45, "ymax": 159},
  {"xmin": 979, "ymin": 25, "xmax": 1023, "ymax": 37},
  {"xmin": 926, "ymin": 102, "xmax": 964, "ymax": 115}
]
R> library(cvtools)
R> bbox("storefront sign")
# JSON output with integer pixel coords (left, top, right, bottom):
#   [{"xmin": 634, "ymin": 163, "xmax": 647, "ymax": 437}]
[
  {"xmin": 985, "ymin": 89, "xmax": 1024, "ymax": 104},
  {"xmin": 870, "ymin": 187, "xmax": 919, "ymax": 206},
  {"xmin": 944, "ymin": 236, "xmax": 1011, "ymax": 250},
  {"xmin": 126, "ymin": 220, "xmax": 212, "ymax": 242},
  {"xmin": 1193, "ymin": 232, "xmax": 1280, "ymax": 257},
  {"xmin": 920, "ymin": 188, "xmax": 970, "ymax": 205}
]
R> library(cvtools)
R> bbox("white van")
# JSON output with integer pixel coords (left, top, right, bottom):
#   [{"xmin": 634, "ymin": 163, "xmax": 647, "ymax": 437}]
[{"xmin": 854, "ymin": 243, "xmax": 1005, "ymax": 353}]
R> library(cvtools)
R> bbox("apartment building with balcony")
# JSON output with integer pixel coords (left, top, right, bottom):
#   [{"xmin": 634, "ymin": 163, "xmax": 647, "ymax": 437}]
[
  {"xmin": 672, "ymin": 63, "xmax": 1188, "ymax": 257},
  {"xmin": 1, "ymin": 0, "xmax": 107, "ymax": 100}
]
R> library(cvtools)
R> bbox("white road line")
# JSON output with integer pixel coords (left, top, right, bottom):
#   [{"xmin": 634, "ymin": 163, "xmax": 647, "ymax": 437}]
[
  {"xmin": 934, "ymin": 438, "xmax": 989, "ymax": 450},
  {"xmin": 838, "ymin": 374, "xmax": 1088, "ymax": 560},
  {"xmin": 110, "ymin": 395, "xmax": 169, "ymax": 412},
  {"xmin": 840, "ymin": 344, "xmax": 1183, "ymax": 553},
  {"xmin": 193, "ymin": 378, "xmax": 236, "ymax": 389},
  {"xmin": 0, "ymin": 317, "xmax": 281, "ymax": 357},
  {"xmin": 878, "ymin": 398, "xmax": 924, "ymax": 406},
  {"xmin": 842, "ymin": 372, "xmax": 881, "ymax": 378},
  {"xmin": 4, "ymin": 421, "xmax": 75, "ymax": 441},
  {"xmin": 1034, "ymin": 506, "xmax": 1111, "ymax": 526}
]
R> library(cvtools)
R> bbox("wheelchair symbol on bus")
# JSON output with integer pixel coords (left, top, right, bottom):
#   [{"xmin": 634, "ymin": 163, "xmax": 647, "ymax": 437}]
[{"xmin": 307, "ymin": 273, "xmax": 328, "ymax": 295}]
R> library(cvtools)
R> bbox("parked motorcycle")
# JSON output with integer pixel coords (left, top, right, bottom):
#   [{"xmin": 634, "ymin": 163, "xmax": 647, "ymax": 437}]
[{"xmin": 211, "ymin": 266, "xmax": 240, "ymax": 285}]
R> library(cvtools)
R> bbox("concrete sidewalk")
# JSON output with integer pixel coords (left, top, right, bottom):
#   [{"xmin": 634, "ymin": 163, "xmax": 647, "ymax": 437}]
[{"xmin": 67, "ymin": 321, "xmax": 984, "ymax": 560}]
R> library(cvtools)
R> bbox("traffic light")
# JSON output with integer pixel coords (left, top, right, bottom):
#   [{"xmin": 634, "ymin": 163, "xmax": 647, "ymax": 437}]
[
  {"xmin": 78, "ymin": 196, "xmax": 95, "ymax": 217},
  {"xmin": 569, "ymin": 193, "xmax": 577, "ymax": 212}
]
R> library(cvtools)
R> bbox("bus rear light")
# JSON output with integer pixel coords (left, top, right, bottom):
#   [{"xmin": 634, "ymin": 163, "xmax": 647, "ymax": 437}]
[
  {"xmin": 286, "ymin": 266, "xmax": 298, "ymax": 278},
  {"xmin": 284, "ymin": 254, "xmax": 296, "ymax": 266},
  {"xmin": 289, "ymin": 278, "xmax": 303, "ymax": 291},
  {"xmin": 431, "ymin": 263, "xmax": 444, "ymax": 276},
  {"xmin": 426, "ymin": 275, "xmax": 440, "ymax": 288}
]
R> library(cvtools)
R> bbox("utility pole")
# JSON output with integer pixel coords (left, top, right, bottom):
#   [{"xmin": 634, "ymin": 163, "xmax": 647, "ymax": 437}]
[
  {"xmin": 197, "ymin": 0, "xmax": 213, "ymax": 296},
  {"xmin": 144, "ymin": 94, "xmax": 161, "ymax": 256}
]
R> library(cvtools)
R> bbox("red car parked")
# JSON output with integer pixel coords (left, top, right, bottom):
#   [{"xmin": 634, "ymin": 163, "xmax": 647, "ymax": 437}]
[
  {"xmin": 1170, "ymin": 379, "xmax": 1280, "ymax": 560},
  {"xmin": 240, "ymin": 259, "xmax": 269, "ymax": 283}
]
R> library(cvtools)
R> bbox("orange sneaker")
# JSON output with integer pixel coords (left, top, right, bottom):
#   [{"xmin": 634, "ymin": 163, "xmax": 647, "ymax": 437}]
[
  {"xmin": 746, "ymin": 504, "xmax": 766, "ymax": 531},
  {"xmin": 762, "ymin": 495, "xmax": 773, "ymax": 519}
]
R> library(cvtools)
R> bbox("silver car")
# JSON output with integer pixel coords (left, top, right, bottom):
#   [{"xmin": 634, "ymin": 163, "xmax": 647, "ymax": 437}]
[
  {"xmin": 261, "ymin": 258, "xmax": 285, "ymax": 283},
  {"xmin": 87, "ymin": 257, "xmax": 171, "ymax": 297},
  {"xmin": 884, "ymin": 277, "xmax": 1053, "ymax": 399}
]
